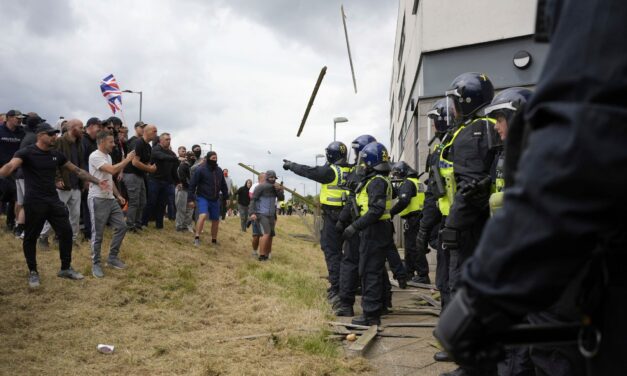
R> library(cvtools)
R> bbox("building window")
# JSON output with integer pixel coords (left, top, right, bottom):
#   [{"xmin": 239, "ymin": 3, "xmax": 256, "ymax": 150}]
[
  {"xmin": 397, "ymin": 15, "xmax": 405, "ymax": 66},
  {"xmin": 398, "ymin": 69, "xmax": 406, "ymax": 113},
  {"xmin": 412, "ymin": 0, "xmax": 419, "ymax": 15},
  {"xmin": 399, "ymin": 117, "xmax": 409, "ymax": 156},
  {"xmin": 390, "ymin": 98, "xmax": 395, "ymax": 123}
]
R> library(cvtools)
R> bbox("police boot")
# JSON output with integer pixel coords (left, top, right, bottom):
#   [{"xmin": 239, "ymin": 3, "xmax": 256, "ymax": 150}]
[
  {"xmin": 411, "ymin": 275, "xmax": 432, "ymax": 284},
  {"xmin": 334, "ymin": 305, "xmax": 354, "ymax": 317},
  {"xmin": 351, "ymin": 314, "xmax": 381, "ymax": 326},
  {"xmin": 434, "ymin": 351, "xmax": 452, "ymax": 362}
]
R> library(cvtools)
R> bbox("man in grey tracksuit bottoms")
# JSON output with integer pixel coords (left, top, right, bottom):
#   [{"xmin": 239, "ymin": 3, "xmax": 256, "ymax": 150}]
[{"xmin": 88, "ymin": 131, "xmax": 136, "ymax": 278}]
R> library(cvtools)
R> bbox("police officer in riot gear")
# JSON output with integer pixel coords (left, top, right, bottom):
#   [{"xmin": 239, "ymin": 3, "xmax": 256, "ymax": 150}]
[
  {"xmin": 334, "ymin": 134, "xmax": 376, "ymax": 317},
  {"xmin": 390, "ymin": 161, "xmax": 429, "ymax": 284},
  {"xmin": 483, "ymin": 87, "xmax": 533, "ymax": 214},
  {"xmin": 434, "ymin": 73, "xmax": 496, "ymax": 376},
  {"xmin": 418, "ymin": 98, "xmax": 456, "ymax": 363},
  {"xmin": 342, "ymin": 141, "xmax": 394, "ymax": 326},
  {"xmin": 283, "ymin": 141, "xmax": 350, "ymax": 307},
  {"xmin": 435, "ymin": 1, "xmax": 627, "ymax": 374}
]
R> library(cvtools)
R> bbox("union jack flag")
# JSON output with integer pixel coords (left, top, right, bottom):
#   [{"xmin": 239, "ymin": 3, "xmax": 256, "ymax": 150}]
[{"xmin": 100, "ymin": 74, "xmax": 123, "ymax": 114}]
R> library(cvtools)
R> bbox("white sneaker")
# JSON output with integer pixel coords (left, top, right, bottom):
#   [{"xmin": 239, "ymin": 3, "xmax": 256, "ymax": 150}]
[{"xmin": 251, "ymin": 250, "xmax": 258, "ymax": 257}]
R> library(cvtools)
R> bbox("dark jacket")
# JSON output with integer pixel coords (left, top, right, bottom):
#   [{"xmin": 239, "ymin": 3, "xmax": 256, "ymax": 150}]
[
  {"xmin": 81, "ymin": 135, "xmax": 97, "ymax": 168},
  {"xmin": 237, "ymin": 185, "xmax": 251, "ymax": 206},
  {"xmin": 177, "ymin": 161, "xmax": 192, "ymax": 190},
  {"xmin": 149, "ymin": 144, "xmax": 179, "ymax": 184},
  {"xmin": 53, "ymin": 133, "xmax": 84, "ymax": 190},
  {"xmin": 0, "ymin": 123, "xmax": 25, "ymax": 167},
  {"xmin": 189, "ymin": 163, "xmax": 228, "ymax": 201}
]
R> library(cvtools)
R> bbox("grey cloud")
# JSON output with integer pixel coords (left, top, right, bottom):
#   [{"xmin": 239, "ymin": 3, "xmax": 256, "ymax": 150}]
[{"xmin": 4, "ymin": 0, "xmax": 79, "ymax": 37}]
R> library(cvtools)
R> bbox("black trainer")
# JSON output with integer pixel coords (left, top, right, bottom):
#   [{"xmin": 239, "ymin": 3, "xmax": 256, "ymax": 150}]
[
  {"xmin": 411, "ymin": 275, "xmax": 432, "ymax": 284},
  {"xmin": 351, "ymin": 314, "xmax": 380, "ymax": 326}
]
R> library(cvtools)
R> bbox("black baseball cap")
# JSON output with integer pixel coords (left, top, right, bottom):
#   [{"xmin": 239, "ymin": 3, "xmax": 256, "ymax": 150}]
[
  {"xmin": 108, "ymin": 116, "xmax": 123, "ymax": 126},
  {"xmin": 134, "ymin": 121, "xmax": 146, "ymax": 128},
  {"xmin": 86, "ymin": 117, "xmax": 102, "ymax": 127},
  {"xmin": 266, "ymin": 170, "xmax": 277, "ymax": 179},
  {"xmin": 35, "ymin": 123, "xmax": 60, "ymax": 135},
  {"xmin": 6, "ymin": 110, "xmax": 25, "ymax": 118}
]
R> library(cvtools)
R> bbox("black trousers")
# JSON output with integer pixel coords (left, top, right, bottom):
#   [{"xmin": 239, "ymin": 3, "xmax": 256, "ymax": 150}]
[
  {"xmin": 80, "ymin": 189, "xmax": 91, "ymax": 239},
  {"xmin": 359, "ymin": 220, "xmax": 393, "ymax": 317},
  {"xmin": 433, "ymin": 219, "xmax": 451, "ymax": 309},
  {"xmin": 403, "ymin": 214, "xmax": 429, "ymax": 278},
  {"xmin": 0, "ymin": 176, "xmax": 16, "ymax": 228},
  {"xmin": 23, "ymin": 201, "xmax": 73, "ymax": 272},
  {"xmin": 320, "ymin": 208, "xmax": 343, "ymax": 295},
  {"xmin": 339, "ymin": 233, "xmax": 360, "ymax": 306},
  {"xmin": 448, "ymin": 214, "xmax": 487, "ymax": 296}
]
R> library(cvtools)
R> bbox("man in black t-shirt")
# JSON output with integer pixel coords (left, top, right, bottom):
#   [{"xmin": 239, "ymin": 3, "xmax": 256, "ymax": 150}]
[
  {"xmin": 122, "ymin": 124, "xmax": 157, "ymax": 231},
  {"xmin": 0, "ymin": 123, "xmax": 108, "ymax": 288}
]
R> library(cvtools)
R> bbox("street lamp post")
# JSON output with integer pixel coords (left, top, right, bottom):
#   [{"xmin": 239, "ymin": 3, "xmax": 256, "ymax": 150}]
[
  {"xmin": 333, "ymin": 116, "xmax": 348, "ymax": 141},
  {"xmin": 122, "ymin": 89, "xmax": 143, "ymax": 122},
  {"xmin": 315, "ymin": 154, "xmax": 325, "ymax": 196}
]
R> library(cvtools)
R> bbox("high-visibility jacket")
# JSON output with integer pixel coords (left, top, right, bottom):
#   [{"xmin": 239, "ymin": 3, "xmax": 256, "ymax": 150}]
[
  {"xmin": 356, "ymin": 175, "xmax": 392, "ymax": 220},
  {"xmin": 319, "ymin": 165, "xmax": 351, "ymax": 206},
  {"xmin": 399, "ymin": 177, "xmax": 425, "ymax": 217}
]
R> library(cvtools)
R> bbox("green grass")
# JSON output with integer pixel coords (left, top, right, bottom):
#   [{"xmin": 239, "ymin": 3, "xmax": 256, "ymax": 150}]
[{"xmin": 285, "ymin": 330, "xmax": 339, "ymax": 358}]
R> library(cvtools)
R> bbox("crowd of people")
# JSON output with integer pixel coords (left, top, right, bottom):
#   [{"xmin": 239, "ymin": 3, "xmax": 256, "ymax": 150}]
[{"xmin": 0, "ymin": 111, "xmax": 289, "ymax": 286}]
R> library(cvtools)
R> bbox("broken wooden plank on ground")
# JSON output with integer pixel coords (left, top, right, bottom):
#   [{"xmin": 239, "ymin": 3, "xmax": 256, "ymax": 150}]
[
  {"xmin": 385, "ymin": 308, "xmax": 441, "ymax": 317},
  {"xmin": 217, "ymin": 333, "xmax": 273, "ymax": 343},
  {"xmin": 407, "ymin": 280, "xmax": 438, "ymax": 290},
  {"xmin": 416, "ymin": 293, "xmax": 442, "ymax": 309},
  {"xmin": 328, "ymin": 321, "xmax": 382, "ymax": 331},
  {"xmin": 384, "ymin": 322, "xmax": 438, "ymax": 328},
  {"xmin": 346, "ymin": 325, "xmax": 378, "ymax": 358}
]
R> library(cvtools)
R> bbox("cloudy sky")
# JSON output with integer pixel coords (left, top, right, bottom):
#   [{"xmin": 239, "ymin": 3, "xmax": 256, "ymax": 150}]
[{"xmin": 0, "ymin": 0, "xmax": 398, "ymax": 197}]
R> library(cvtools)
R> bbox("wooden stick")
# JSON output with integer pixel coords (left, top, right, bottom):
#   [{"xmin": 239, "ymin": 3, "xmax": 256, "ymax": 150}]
[{"xmin": 296, "ymin": 66, "xmax": 327, "ymax": 137}]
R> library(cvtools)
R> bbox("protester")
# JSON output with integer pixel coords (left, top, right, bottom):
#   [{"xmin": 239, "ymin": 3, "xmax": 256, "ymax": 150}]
[
  {"xmin": 127, "ymin": 121, "xmax": 145, "ymax": 151},
  {"xmin": 80, "ymin": 117, "xmax": 102, "ymax": 241},
  {"xmin": 0, "ymin": 110, "xmax": 26, "ymax": 231},
  {"xmin": 221, "ymin": 168, "xmax": 234, "ymax": 220},
  {"xmin": 249, "ymin": 172, "xmax": 265, "ymax": 256},
  {"xmin": 0, "ymin": 123, "xmax": 108, "ymax": 287},
  {"xmin": 175, "ymin": 151, "xmax": 196, "ymax": 232},
  {"xmin": 123, "ymin": 124, "xmax": 157, "ymax": 232},
  {"xmin": 177, "ymin": 146, "xmax": 187, "ymax": 162},
  {"xmin": 237, "ymin": 179, "xmax": 252, "ymax": 232},
  {"xmin": 88, "ymin": 131, "xmax": 136, "ymax": 278},
  {"xmin": 142, "ymin": 132, "xmax": 179, "ymax": 229},
  {"xmin": 249, "ymin": 170, "xmax": 284, "ymax": 261},
  {"xmin": 39, "ymin": 119, "xmax": 85, "ymax": 248},
  {"xmin": 189, "ymin": 151, "xmax": 228, "ymax": 246}
]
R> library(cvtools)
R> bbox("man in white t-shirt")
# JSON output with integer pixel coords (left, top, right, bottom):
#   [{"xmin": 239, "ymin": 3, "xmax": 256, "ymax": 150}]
[
  {"xmin": 248, "ymin": 172, "xmax": 265, "ymax": 256},
  {"xmin": 88, "ymin": 131, "xmax": 135, "ymax": 278}
]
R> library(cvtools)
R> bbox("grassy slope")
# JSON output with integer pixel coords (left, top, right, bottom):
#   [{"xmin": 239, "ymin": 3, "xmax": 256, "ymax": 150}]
[{"xmin": 0, "ymin": 215, "xmax": 370, "ymax": 375}]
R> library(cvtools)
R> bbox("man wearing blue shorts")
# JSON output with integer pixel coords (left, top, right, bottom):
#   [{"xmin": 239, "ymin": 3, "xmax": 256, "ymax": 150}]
[{"xmin": 188, "ymin": 151, "xmax": 228, "ymax": 246}]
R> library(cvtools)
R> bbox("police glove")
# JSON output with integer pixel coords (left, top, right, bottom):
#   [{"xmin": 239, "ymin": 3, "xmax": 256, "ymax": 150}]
[
  {"xmin": 434, "ymin": 287, "xmax": 510, "ymax": 371},
  {"xmin": 342, "ymin": 224, "xmax": 358, "ymax": 240},
  {"xmin": 282, "ymin": 159, "xmax": 292, "ymax": 171},
  {"xmin": 439, "ymin": 227, "xmax": 459, "ymax": 251},
  {"xmin": 335, "ymin": 220, "xmax": 347, "ymax": 233},
  {"xmin": 416, "ymin": 227, "xmax": 430, "ymax": 254}
]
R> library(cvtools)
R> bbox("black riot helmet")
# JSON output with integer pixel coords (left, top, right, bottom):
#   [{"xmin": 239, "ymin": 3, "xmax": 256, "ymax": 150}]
[
  {"xmin": 325, "ymin": 141, "xmax": 348, "ymax": 164},
  {"xmin": 350, "ymin": 134, "xmax": 377, "ymax": 163},
  {"xmin": 445, "ymin": 72, "xmax": 494, "ymax": 124},
  {"xmin": 390, "ymin": 161, "xmax": 418, "ymax": 179},
  {"xmin": 427, "ymin": 98, "xmax": 454, "ymax": 137},
  {"xmin": 484, "ymin": 87, "xmax": 533, "ymax": 124},
  {"xmin": 483, "ymin": 87, "xmax": 533, "ymax": 149}
]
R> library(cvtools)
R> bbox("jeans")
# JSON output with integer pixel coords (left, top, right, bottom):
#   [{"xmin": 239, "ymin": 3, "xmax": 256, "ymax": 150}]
[
  {"xmin": 238, "ymin": 204, "xmax": 249, "ymax": 231},
  {"xmin": 175, "ymin": 188, "xmax": 193, "ymax": 230}
]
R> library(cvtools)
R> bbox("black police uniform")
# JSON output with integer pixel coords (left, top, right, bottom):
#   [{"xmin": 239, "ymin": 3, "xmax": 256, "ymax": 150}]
[
  {"xmin": 442, "ymin": 116, "xmax": 495, "ymax": 296},
  {"xmin": 436, "ymin": 1, "xmax": 627, "ymax": 374},
  {"xmin": 418, "ymin": 138, "xmax": 450, "ymax": 308},
  {"xmin": 391, "ymin": 175, "xmax": 428, "ymax": 282},
  {"xmin": 351, "ymin": 174, "xmax": 393, "ymax": 319},
  {"xmin": 287, "ymin": 162, "xmax": 347, "ymax": 299}
]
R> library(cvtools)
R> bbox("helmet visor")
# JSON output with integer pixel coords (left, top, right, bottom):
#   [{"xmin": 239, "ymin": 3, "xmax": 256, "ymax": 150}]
[
  {"xmin": 483, "ymin": 101, "xmax": 517, "ymax": 118},
  {"xmin": 445, "ymin": 89, "xmax": 463, "ymax": 125},
  {"xmin": 485, "ymin": 120, "xmax": 503, "ymax": 150}
]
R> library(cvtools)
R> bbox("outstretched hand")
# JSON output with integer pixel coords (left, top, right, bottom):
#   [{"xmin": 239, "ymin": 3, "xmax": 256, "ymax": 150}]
[{"xmin": 282, "ymin": 159, "xmax": 292, "ymax": 171}]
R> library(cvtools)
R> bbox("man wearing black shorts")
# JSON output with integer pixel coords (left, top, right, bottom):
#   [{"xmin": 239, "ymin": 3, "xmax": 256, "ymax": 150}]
[{"xmin": 0, "ymin": 123, "xmax": 108, "ymax": 288}]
